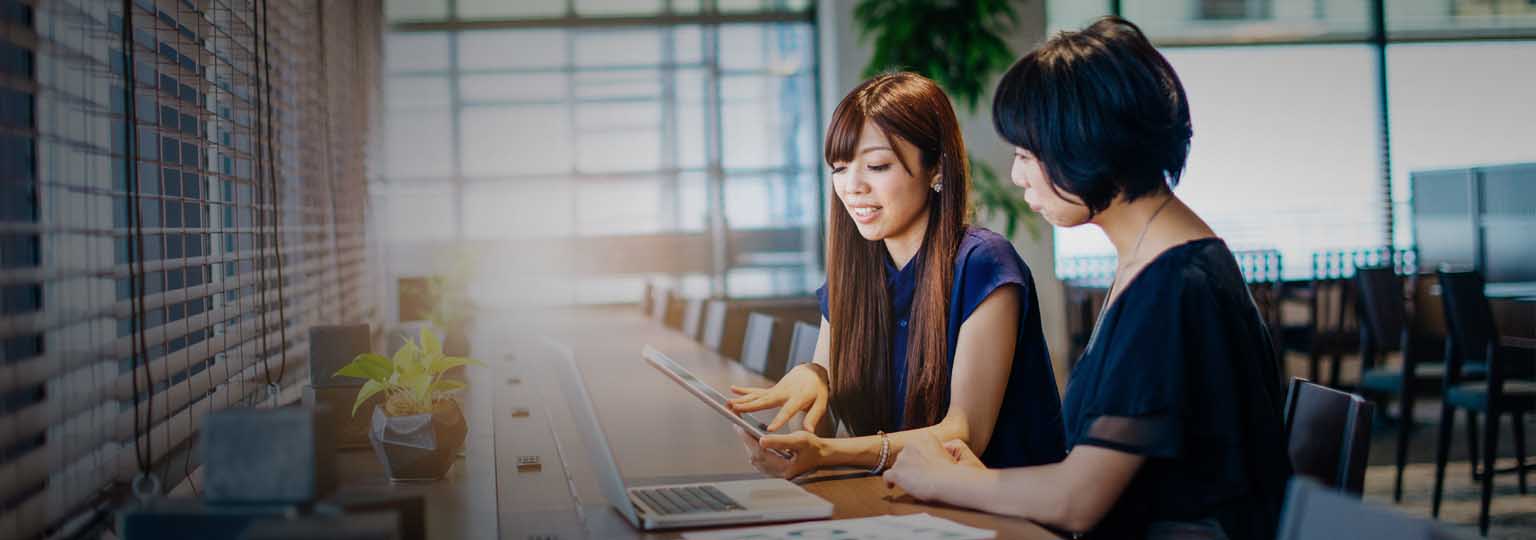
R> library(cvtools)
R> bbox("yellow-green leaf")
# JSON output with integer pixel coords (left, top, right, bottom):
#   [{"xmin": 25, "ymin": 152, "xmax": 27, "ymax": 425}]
[
  {"xmin": 393, "ymin": 340, "xmax": 422, "ymax": 377},
  {"xmin": 351, "ymin": 379, "xmax": 387, "ymax": 417},
  {"xmin": 420, "ymin": 326, "xmax": 442, "ymax": 356},
  {"xmin": 429, "ymin": 379, "xmax": 466, "ymax": 395},
  {"xmin": 334, "ymin": 353, "xmax": 391, "ymax": 383},
  {"xmin": 427, "ymin": 355, "xmax": 479, "ymax": 376}
]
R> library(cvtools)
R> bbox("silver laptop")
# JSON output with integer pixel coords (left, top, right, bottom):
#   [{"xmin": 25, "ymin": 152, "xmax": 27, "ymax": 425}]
[{"xmin": 552, "ymin": 347, "xmax": 834, "ymax": 530}]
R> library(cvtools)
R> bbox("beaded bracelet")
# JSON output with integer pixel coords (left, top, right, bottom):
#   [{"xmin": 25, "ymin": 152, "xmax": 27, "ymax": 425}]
[{"xmin": 871, "ymin": 430, "xmax": 890, "ymax": 474}]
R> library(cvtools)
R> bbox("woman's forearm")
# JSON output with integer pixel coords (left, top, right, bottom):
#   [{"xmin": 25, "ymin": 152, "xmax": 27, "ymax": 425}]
[
  {"xmin": 937, "ymin": 464, "xmax": 1070, "ymax": 524},
  {"xmin": 820, "ymin": 420, "xmax": 968, "ymax": 468},
  {"xmin": 931, "ymin": 447, "xmax": 1144, "ymax": 532}
]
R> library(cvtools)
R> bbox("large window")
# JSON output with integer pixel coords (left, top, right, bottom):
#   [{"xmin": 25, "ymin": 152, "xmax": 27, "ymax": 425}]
[
  {"xmin": 0, "ymin": 2, "xmax": 380, "ymax": 537},
  {"xmin": 376, "ymin": 2, "xmax": 821, "ymax": 305},
  {"xmin": 1048, "ymin": 0, "xmax": 1536, "ymax": 281}
]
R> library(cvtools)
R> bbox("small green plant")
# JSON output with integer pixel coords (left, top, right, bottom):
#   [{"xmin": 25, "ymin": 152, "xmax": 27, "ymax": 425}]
[
  {"xmin": 333, "ymin": 327, "xmax": 483, "ymax": 417},
  {"xmin": 427, "ymin": 248, "xmax": 478, "ymax": 331}
]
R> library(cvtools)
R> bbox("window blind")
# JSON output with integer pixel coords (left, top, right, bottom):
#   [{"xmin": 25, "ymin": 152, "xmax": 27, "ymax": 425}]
[{"xmin": 0, "ymin": 1, "xmax": 380, "ymax": 538}]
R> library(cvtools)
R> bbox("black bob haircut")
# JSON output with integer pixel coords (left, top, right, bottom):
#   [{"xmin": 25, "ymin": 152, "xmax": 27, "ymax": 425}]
[{"xmin": 992, "ymin": 16, "xmax": 1192, "ymax": 217}]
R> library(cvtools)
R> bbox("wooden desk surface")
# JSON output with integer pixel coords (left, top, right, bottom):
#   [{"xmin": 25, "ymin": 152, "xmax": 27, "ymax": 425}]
[{"xmin": 488, "ymin": 307, "xmax": 1060, "ymax": 540}]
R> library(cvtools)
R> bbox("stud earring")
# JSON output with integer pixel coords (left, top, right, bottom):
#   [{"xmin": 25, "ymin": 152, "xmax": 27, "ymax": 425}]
[{"xmin": 932, "ymin": 182, "xmax": 943, "ymax": 193}]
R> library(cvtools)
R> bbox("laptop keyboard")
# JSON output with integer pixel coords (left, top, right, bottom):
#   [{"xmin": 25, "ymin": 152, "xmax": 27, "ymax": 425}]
[{"xmin": 631, "ymin": 485, "xmax": 746, "ymax": 515}]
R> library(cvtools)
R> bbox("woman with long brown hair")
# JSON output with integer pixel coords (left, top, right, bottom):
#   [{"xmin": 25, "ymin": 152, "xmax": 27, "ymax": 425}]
[{"xmin": 726, "ymin": 72, "xmax": 1065, "ymax": 477}]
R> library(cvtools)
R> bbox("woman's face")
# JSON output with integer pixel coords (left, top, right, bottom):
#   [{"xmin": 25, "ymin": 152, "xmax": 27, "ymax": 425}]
[
  {"xmin": 830, "ymin": 121, "xmax": 934, "ymax": 242},
  {"xmin": 1010, "ymin": 147, "xmax": 1092, "ymax": 227}
]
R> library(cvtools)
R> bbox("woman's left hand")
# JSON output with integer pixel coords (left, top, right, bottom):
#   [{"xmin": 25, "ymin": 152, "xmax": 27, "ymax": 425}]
[
  {"xmin": 735, "ymin": 429, "xmax": 825, "ymax": 479},
  {"xmin": 883, "ymin": 432, "xmax": 968, "ymax": 501}
]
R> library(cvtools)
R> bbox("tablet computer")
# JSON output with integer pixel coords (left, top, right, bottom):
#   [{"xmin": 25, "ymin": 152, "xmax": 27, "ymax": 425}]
[{"xmin": 642, "ymin": 345, "xmax": 793, "ymax": 459}]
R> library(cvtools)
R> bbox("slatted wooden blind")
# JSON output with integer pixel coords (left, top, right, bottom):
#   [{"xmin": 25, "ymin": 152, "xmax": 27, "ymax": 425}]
[{"xmin": 0, "ymin": 0, "xmax": 380, "ymax": 537}]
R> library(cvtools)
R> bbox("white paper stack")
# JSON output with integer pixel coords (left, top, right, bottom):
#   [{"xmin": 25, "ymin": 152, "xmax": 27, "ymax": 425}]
[{"xmin": 681, "ymin": 513, "xmax": 997, "ymax": 540}]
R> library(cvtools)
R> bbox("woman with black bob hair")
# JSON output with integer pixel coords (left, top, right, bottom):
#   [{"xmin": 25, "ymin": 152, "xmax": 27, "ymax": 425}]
[{"xmin": 881, "ymin": 16, "xmax": 1291, "ymax": 540}]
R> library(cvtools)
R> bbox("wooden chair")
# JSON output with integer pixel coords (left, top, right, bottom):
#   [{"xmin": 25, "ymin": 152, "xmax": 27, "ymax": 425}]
[
  {"xmin": 741, "ymin": 312, "xmax": 789, "ymax": 380},
  {"xmin": 1430, "ymin": 268, "xmax": 1535, "ymax": 535},
  {"xmin": 1354, "ymin": 265, "xmax": 1455, "ymax": 502},
  {"xmin": 1283, "ymin": 377, "xmax": 1374, "ymax": 496},
  {"xmin": 786, "ymin": 321, "xmax": 819, "ymax": 373},
  {"xmin": 700, "ymin": 299, "xmax": 729, "ymax": 352},
  {"xmin": 680, "ymin": 297, "xmax": 706, "ymax": 341}
]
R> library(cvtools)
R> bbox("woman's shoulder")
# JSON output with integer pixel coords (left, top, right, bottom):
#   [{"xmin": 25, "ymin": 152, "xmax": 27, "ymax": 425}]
[
  {"xmin": 952, "ymin": 227, "xmax": 1035, "ymax": 310},
  {"xmin": 958, "ymin": 226, "xmax": 1027, "ymax": 269}
]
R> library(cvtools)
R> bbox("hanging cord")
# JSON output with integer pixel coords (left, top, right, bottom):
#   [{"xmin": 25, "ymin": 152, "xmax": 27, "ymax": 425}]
[
  {"xmin": 261, "ymin": 0, "xmax": 289, "ymax": 394},
  {"xmin": 317, "ymin": 0, "xmax": 342, "ymax": 321},
  {"xmin": 121, "ymin": 0, "xmax": 158, "ymax": 500},
  {"xmin": 180, "ymin": 0, "xmax": 202, "ymax": 496},
  {"xmin": 250, "ymin": 0, "xmax": 275, "ymax": 402}
]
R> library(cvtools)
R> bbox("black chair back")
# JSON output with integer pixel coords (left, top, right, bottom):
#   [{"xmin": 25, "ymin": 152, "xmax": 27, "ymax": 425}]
[
  {"xmin": 1277, "ymin": 477, "xmax": 1450, "ymax": 540},
  {"xmin": 1437, "ymin": 268, "xmax": 1500, "ymax": 382},
  {"xmin": 680, "ymin": 298, "xmax": 706, "ymax": 341},
  {"xmin": 741, "ymin": 313, "xmax": 788, "ymax": 379},
  {"xmin": 1355, "ymin": 266, "xmax": 1408, "ymax": 353},
  {"xmin": 700, "ymin": 300, "xmax": 728, "ymax": 352},
  {"xmin": 1283, "ymin": 378, "xmax": 1374, "ymax": 495},
  {"xmin": 649, "ymin": 286, "xmax": 670, "ymax": 321},
  {"xmin": 786, "ymin": 321, "xmax": 819, "ymax": 372}
]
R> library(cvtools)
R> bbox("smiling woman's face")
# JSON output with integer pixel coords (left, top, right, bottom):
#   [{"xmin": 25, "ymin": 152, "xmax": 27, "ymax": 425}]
[
  {"xmin": 830, "ymin": 121, "xmax": 934, "ymax": 242},
  {"xmin": 1010, "ymin": 146, "xmax": 1092, "ymax": 227}
]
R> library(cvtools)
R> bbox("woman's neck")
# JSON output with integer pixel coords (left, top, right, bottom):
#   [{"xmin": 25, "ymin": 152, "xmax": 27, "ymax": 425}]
[
  {"xmin": 1093, "ymin": 191, "xmax": 1199, "ymax": 264},
  {"xmin": 883, "ymin": 209, "xmax": 931, "ymax": 271}
]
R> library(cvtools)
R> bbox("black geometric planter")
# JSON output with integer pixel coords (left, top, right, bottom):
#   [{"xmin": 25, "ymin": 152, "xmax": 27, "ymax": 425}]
[{"xmin": 368, "ymin": 399, "xmax": 467, "ymax": 482}]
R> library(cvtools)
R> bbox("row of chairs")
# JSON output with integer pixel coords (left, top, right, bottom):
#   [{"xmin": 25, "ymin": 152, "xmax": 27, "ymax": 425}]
[
  {"xmin": 1353, "ymin": 265, "xmax": 1536, "ymax": 535},
  {"xmin": 643, "ymin": 283, "xmax": 821, "ymax": 381},
  {"xmin": 1279, "ymin": 248, "xmax": 1418, "ymax": 389}
]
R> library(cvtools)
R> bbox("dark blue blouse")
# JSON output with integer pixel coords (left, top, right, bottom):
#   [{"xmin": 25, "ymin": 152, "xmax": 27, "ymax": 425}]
[
  {"xmin": 1062, "ymin": 238, "xmax": 1290, "ymax": 540},
  {"xmin": 817, "ymin": 227, "xmax": 1066, "ymax": 468}
]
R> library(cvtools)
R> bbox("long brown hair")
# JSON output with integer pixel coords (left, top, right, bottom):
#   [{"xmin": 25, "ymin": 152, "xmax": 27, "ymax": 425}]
[{"xmin": 824, "ymin": 72, "xmax": 970, "ymax": 434}]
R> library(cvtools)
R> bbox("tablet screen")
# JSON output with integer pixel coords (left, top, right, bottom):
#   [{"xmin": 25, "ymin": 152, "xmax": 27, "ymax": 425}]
[{"xmin": 643, "ymin": 346, "xmax": 774, "ymax": 440}]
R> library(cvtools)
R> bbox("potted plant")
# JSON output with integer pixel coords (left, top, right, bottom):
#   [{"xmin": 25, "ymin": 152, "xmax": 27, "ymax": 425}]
[
  {"xmin": 333, "ymin": 327, "xmax": 483, "ymax": 481},
  {"xmin": 853, "ymin": 0, "xmax": 1041, "ymax": 239},
  {"xmin": 427, "ymin": 248, "xmax": 478, "ymax": 359}
]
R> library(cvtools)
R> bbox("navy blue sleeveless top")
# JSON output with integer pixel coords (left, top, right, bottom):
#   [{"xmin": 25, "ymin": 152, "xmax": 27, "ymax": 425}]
[
  {"xmin": 1062, "ymin": 238, "xmax": 1290, "ymax": 539},
  {"xmin": 817, "ymin": 227, "xmax": 1066, "ymax": 468}
]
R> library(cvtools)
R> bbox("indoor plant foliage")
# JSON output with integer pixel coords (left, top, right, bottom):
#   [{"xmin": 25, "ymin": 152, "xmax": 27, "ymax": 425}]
[
  {"xmin": 853, "ymin": 0, "xmax": 1040, "ymax": 239},
  {"xmin": 427, "ymin": 248, "xmax": 478, "ymax": 357},
  {"xmin": 334, "ymin": 327, "xmax": 483, "ymax": 480}
]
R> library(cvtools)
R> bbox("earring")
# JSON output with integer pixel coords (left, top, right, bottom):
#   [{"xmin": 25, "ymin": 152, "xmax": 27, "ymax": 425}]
[{"xmin": 932, "ymin": 182, "xmax": 943, "ymax": 193}]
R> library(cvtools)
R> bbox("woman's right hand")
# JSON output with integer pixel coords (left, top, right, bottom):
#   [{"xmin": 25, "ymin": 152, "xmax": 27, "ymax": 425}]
[{"xmin": 727, "ymin": 363, "xmax": 829, "ymax": 432}]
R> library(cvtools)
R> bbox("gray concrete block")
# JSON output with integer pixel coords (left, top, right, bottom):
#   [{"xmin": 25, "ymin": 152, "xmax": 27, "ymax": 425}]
[
  {"xmin": 309, "ymin": 324, "xmax": 372, "ymax": 387},
  {"xmin": 201, "ymin": 407, "xmax": 336, "ymax": 504}
]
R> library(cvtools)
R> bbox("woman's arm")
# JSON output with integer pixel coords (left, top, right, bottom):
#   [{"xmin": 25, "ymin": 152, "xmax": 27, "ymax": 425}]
[
  {"xmin": 764, "ymin": 286, "xmax": 1020, "ymax": 469},
  {"xmin": 886, "ymin": 435, "xmax": 1144, "ymax": 533}
]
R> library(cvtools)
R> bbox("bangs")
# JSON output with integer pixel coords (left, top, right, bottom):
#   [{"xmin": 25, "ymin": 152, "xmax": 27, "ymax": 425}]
[
  {"xmin": 991, "ymin": 54, "xmax": 1046, "ymax": 154},
  {"xmin": 823, "ymin": 93, "xmax": 867, "ymax": 167}
]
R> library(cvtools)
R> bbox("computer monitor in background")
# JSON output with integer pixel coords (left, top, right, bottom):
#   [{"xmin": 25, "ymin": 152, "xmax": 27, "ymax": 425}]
[{"xmin": 1412, "ymin": 163, "xmax": 1536, "ymax": 283}]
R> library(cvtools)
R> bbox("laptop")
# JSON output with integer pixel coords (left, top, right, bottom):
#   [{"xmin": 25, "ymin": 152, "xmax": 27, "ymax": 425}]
[{"xmin": 551, "ymin": 346, "xmax": 835, "ymax": 531}]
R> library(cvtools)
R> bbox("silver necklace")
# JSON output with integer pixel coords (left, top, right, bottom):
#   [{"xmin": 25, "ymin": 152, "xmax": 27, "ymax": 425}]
[
  {"xmin": 1106, "ymin": 195, "xmax": 1175, "ymax": 301},
  {"xmin": 1082, "ymin": 195, "xmax": 1177, "ymax": 357}
]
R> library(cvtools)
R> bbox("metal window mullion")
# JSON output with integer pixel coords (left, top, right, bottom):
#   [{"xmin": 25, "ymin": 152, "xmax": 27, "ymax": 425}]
[{"xmin": 702, "ymin": 1, "xmax": 727, "ymax": 297}]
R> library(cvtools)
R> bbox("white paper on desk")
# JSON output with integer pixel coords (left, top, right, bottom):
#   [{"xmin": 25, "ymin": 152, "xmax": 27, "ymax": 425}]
[{"xmin": 680, "ymin": 513, "xmax": 996, "ymax": 540}]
